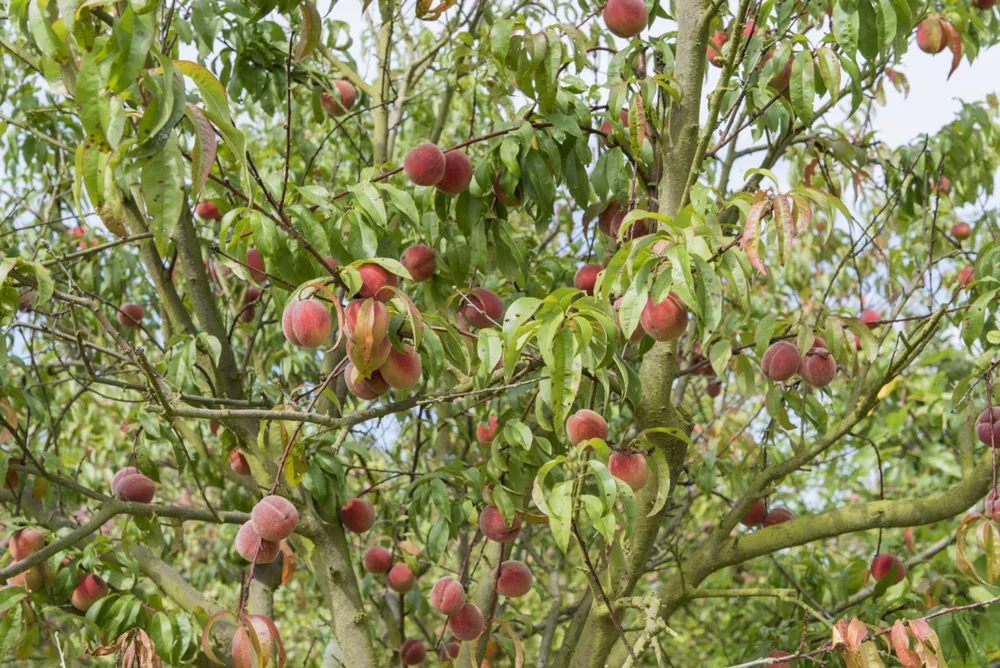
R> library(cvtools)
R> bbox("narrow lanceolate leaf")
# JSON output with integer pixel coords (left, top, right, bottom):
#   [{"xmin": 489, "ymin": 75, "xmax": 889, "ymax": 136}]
[
  {"xmin": 141, "ymin": 137, "xmax": 184, "ymax": 255},
  {"xmin": 790, "ymin": 193, "xmax": 813, "ymax": 235},
  {"xmin": 740, "ymin": 191, "xmax": 769, "ymax": 274},
  {"xmin": 294, "ymin": 2, "xmax": 321, "ymax": 62},
  {"xmin": 790, "ymin": 51, "xmax": 815, "ymax": 124},
  {"xmin": 832, "ymin": 1, "xmax": 859, "ymax": 60},
  {"xmin": 817, "ymin": 46, "xmax": 841, "ymax": 100},
  {"xmin": 645, "ymin": 447, "xmax": 671, "ymax": 518},
  {"xmin": 184, "ymin": 104, "xmax": 216, "ymax": 197},
  {"xmin": 943, "ymin": 21, "xmax": 962, "ymax": 80},
  {"xmin": 549, "ymin": 329, "xmax": 582, "ymax": 433},
  {"xmin": 772, "ymin": 193, "xmax": 794, "ymax": 266}
]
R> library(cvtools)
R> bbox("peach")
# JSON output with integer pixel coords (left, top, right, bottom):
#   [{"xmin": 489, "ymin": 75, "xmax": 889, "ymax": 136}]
[
  {"xmin": 768, "ymin": 650, "xmax": 792, "ymax": 668},
  {"xmin": 761, "ymin": 341, "xmax": 800, "ymax": 381},
  {"xmin": 493, "ymin": 173, "xmax": 521, "ymax": 206},
  {"xmin": 436, "ymin": 151, "xmax": 473, "ymax": 195},
  {"xmin": 566, "ymin": 409, "xmax": 609, "ymax": 445},
  {"xmin": 341, "ymin": 497, "xmax": 376, "ymax": 534},
  {"xmin": 357, "ymin": 262, "xmax": 399, "ymax": 302},
  {"xmin": 345, "ymin": 365, "xmax": 390, "ymax": 400},
  {"xmin": 597, "ymin": 200, "xmax": 622, "ymax": 235},
  {"xmin": 574, "ymin": 264, "xmax": 602, "ymax": 296},
  {"xmin": 400, "ymin": 638, "xmax": 426, "ymax": 665},
  {"xmin": 387, "ymin": 563, "xmax": 416, "ymax": 592},
  {"xmin": 479, "ymin": 506, "xmax": 521, "ymax": 543},
  {"xmin": 229, "ymin": 448, "xmax": 251, "ymax": 476},
  {"xmin": 347, "ymin": 336, "xmax": 392, "ymax": 371},
  {"xmin": 241, "ymin": 287, "xmax": 262, "ymax": 323},
  {"xmin": 234, "ymin": 521, "xmax": 280, "ymax": 563},
  {"xmin": 321, "ymin": 80, "xmax": 356, "ymax": 116},
  {"xmin": 933, "ymin": 176, "xmax": 951, "ymax": 194},
  {"xmin": 958, "ymin": 266, "xmax": 975, "ymax": 288},
  {"xmin": 117, "ymin": 302, "xmax": 144, "ymax": 328},
  {"xmin": 448, "ymin": 602, "xmax": 485, "ymax": 641},
  {"xmin": 800, "ymin": 347, "xmax": 836, "ymax": 387},
  {"xmin": 975, "ymin": 0, "xmax": 998, "ymax": 7},
  {"xmin": 9, "ymin": 564, "xmax": 44, "ymax": 592},
  {"xmin": 639, "ymin": 293, "xmax": 688, "ymax": 341},
  {"xmin": 707, "ymin": 381, "xmax": 722, "ymax": 398},
  {"xmin": 247, "ymin": 248, "xmax": 266, "ymax": 283},
  {"xmin": 461, "ymin": 288, "xmax": 503, "ymax": 329},
  {"xmin": 763, "ymin": 508, "xmax": 795, "ymax": 526},
  {"xmin": 251, "ymin": 496, "xmax": 299, "ymax": 541},
  {"xmin": 870, "ymin": 553, "xmax": 905, "ymax": 584},
  {"xmin": 951, "ymin": 222, "xmax": 972, "ymax": 240},
  {"xmin": 494, "ymin": 560, "xmax": 532, "ymax": 597},
  {"xmin": 740, "ymin": 499, "xmax": 766, "ymax": 527},
  {"xmin": 614, "ymin": 296, "xmax": 646, "ymax": 343},
  {"xmin": 610, "ymin": 214, "xmax": 649, "ymax": 240},
  {"xmin": 477, "ymin": 416, "xmax": 500, "ymax": 445},
  {"xmin": 281, "ymin": 297, "xmax": 331, "ymax": 348},
  {"xmin": 363, "ymin": 546, "xmax": 392, "ymax": 573},
  {"xmin": 404, "ymin": 143, "xmax": 447, "ymax": 186},
  {"xmin": 976, "ymin": 407, "xmax": 1000, "ymax": 447},
  {"xmin": 196, "ymin": 201, "xmax": 222, "ymax": 222},
  {"xmin": 440, "ymin": 641, "xmax": 460, "ymax": 660},
  {"xmin": 10, "ymin": 528, "xmax": 45, "ymax": 561},
  {"xmin": 380, "ymin": 345, "xmax": 422, "ymax": 390},
  {"xmin": 344, "ymin": 298, "xmax": 389, "ymax": 343},
  {"xmin": 400, "ymin": 244, "xmax": 437, "ymax": 282},
  {"xmin": 71, "ymin": 573, "xmax": 109, "ymax": 611},
  {"xmin": 608, "ymin": 452, "xmax": 649, "ymax": 491},
  {"xmin": 706, "ymin": 30, "xmax": 728, "ymax": 67},
  {"xmin": 603, "ymin": 0, "xmax": 648, "ymax": 38},
  {"xmin": 916, "ymin": 17, "xmax": 947, "ymax": 54},
  {"xmin": 111, "ymin": 468, "xmax": 156, "ymax": 503},
  {"xmin": 860, "ymin": 309, "xmax": 880, "ymax": 328},
  {"xmin": 430, "ymin": 576, "xmax": 466, "ymax": 615}
]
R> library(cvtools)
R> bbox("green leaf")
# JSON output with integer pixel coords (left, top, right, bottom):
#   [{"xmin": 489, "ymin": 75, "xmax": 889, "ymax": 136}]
[
  {"xmin": 294, "ymin": 1, "xmax": 322, "ymax": 62},
  {"xmin": 645, "ymin": 447, "xmax": 671, "ymax": 518},
  {"xmin": 790, "ymin": 51, "xmax": 815, "ymax": 124},
  {"xmin": 709, "ymin": 340, "xmax": 731, "ymax": 377},
  {"xmin": 184, "ymin": 104, "xmax": 216, "ymax": 197},
  {"xmin": 857, "ymin": 0, "xmax": 878, "ymax": 61},
  {"xmin": 587, "ymin": 460, "xmax": 617, "ymax": 515},
  {"xmin": 549, "ymin": 328, "xmax": 582, "ymax": 433},
  {"xmin": 832, "ymin": 0, "xmax": 860, "ymax": 59},
  {"xmin": 108, "ymin": 6, "xmax": 154, "ymax": 94},
  {"xmin": 141, "ymin": 135, "xmax": 184, "ymax": 255}
]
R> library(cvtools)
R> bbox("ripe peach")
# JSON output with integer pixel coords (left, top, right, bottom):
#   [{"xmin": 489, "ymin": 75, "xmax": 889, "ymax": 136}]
[
  {"xmin": 951, "ymin": 222, "xmax": 972, "ymax": 240},
  {"xmin": 247, "ymin": 248, "xmax": 266, "ymax": 283},
  {"xmin": 10, "ymin": 528, "xmax": 45, "ymax": 561},
  {"xmin": 440, "ymin": 641, "xmax": 460, "ymax": 660},
  {"xmin": 461, "ymin": 288, "xmax": 503, "ymax": 329},
  {"xmin": 566, "ymin": 409, "xmax": 609, "ymax": 445},
  {"xmin": 610, "ymin": 214, "xmax": 649, "ymax": 240},
  {"xmin": 344, "ymin": 298, "xmax": 389, "ymax": 343},
  {"xmin": 477, "ymin": 416, "xmax": 499, "ymax": 445},
  {"xmin": 494, "ymin": 560, "xmax": 533, "ymax": 597},
  {"xmin": 111, "ymin": 468, "xmax": 156, "ymax": 503},
  {"xmin": 251, "ymin": 496, "xmax": 299, "ymax": 541},
  {"xmin": 345, "ymin": 364, "xmax": 390, "ymax": 400},
  {"xmin": 281, "ymin": 297, "xmax": 331, "ymax": 348},
  {"xmin": 614, "ymin": 296, "xmax": 646, "ymax": 343},
  {"xmin": 761, "ymin": 341, "xmax": 800, "ymax": 381},
  {"xmin": 241, "ymin": 287, "xmax": 262, "ymax": 323},
  {"xmin": 800, "ymin": 347, "xmax": 836, "ymax": 387},
  {"xmin": 763, "ymin": 508, "xmax": 795, "ymax": 526},
  {"xmin": 768, "ymin": 650, "xmax": 792, "ymax": 668},
  {"xmin": 975, "ymin": 0, "xmax": 998, "ymax": 8},
  {"xmin": 860, "ymin": 309, "xmax": 880, "ymax": 328},
  {"xmin": 639, "ymin": 293, "xmax": 688, "ymax": 341},
  {"xmin": 400, "ymin": 638, "xmax": 426, "ymax": 665},
  {"xmin": 196, "ymin": 201, "xmax": 222, "ymax": 222},
  {"xmin": 9, "ymin": 564, "xmax": 44, "ymax": 592},
  {"xmin": 608, "ymin": 452, "xmax": 649, "ymax": 491},
  {"xmin": 932, "ymin": 176, "xmax": 951, "ymax": 194},
  {"xmin": 958, "ymin": 266, "xmax": 975, "ymax": 288},
  {"xmin": 574, "ymin": 264, "xmax": 603, "ymax": 296},
  {"xmin": 870, "ymin": 553, "xmax": 905, "ymax": 584},
  {"xmin": 431, "ymin": 576, "xmax": 467, "ymax": 615},
  {"xmin": 603, "ymin": 0, "xmax": 648, "ymax": 38},
  {"xmin": 363, "ymin": 546, "xmax": 393, "ymax": 573},
  {"xmin": 341, "ymin": 497, "xmax": 376, "ymax": 534},
  {"xmin": 357, "ymin": 262, "xmax": 399, "ymax": 302},
  {"xmin": 436, "ymin": 151, "xmax": 473, "ymax": 195},
  {"xmin": 387, "ymin": 563, "xmax": 416, "ymax": 592},
  {"xmin": 916, "ymin": 17, "xmax": 947, "ymax": 54},
  {"xmin": 347, "ymin": 336, "xmax": 392, "ymax": 371},
  {"xmin": 400, "ymin": 244, "xmax": 437, "ymax": 282},
  {"xmin": 707, "ymin": 381, "xmax": 722, "ymax": 398},
  {"xmin": 321, "ymin": 80, "xmax": 357, "ymax": 116},
  {"xmin": 404, "ymin": 143, "xmax": 447, "ymax": 186},
  {"xmin": 740, "ymin": 499, "xmax": 767, "ymax": 527},
  {"xmin": 380, "ymin": 345, "xmax": 423, "ymax": 390},
  {"xmin": 479, "ymin": 506, "xmax": 521, "ymax": 543},
  {"xmin": 235, "ymin": 521, "xmax": 280, "ymax": 563},
  {"xmin": 229, "ymin": 448, "xmax": 251, "ymax": 476},
  {"xmin": 597, "ymin": 200, "xmax": 622, "ymax": 235},
  {"xmin": 493, "ymin": 173, "xmax": 521, "ymax": 206},
  {"xmin": 706, "ymin": 30, "xmax": 728, "ymax": 67},
  {"xmin": 976, "ymin": 407, "xmax": 1000, "ymax": 447},
  {"xmin": 448, "ymin": 602, "xmax": 485, "ymax": 641},
  {"xmin": 117, "ymin": 302, "xmax": 144, "ymax": 328},
  {"xmin": 71, "ymin": 573, "xmax": 109, "ymax": 611}
]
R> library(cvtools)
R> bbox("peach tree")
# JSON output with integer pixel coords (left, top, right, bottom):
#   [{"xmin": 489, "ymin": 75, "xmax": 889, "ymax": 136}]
[{"xmin": 3, "ymin": 0, "xmax": 1000, "ymax": 665}]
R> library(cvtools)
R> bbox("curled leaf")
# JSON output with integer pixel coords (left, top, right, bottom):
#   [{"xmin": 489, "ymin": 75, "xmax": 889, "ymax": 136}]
[
  {"xmin": 942, "ymin": 20, "xmax": 962, "ymax": 80},
  {"xmin": 294, "ymin": 2, "xmax": 321, "ymax": 63},
  {"xmin": 740, "ymin": 191, "xmax": 769, "ymax": 274}
]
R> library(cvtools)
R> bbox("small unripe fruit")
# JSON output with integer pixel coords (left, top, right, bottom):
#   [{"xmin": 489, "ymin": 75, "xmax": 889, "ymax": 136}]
[
  {"xmin": 707, "ymin": 381, "xmax": 722, "ymax": 398},
  {"xmin": 380, "ymin": 345, "xmax": 423, "ymax": 390},
  {"xmin": 321, "ymin": 80, "xmax": 357, "ymax": 116},
  {"xmin": 281, "ymin": 297, "xmax": 332, "ymax": 348},
  {"xmin": 740, "ymin": 499, "xmax": 767, "ymax": 527},
  {"xmin": 566, "ymin": 409, "xmax": 609, "ymax": 445},
  {"xmin": 976, "ymin": 407, "xmax": 1000, "ymax": 447},
  {"xmin": 916, "ymin": 17, "xmax": 947, "ymax": 54},
  {"xmin": 461, "ymin": 288, "xmax": 503, "ymax": 329},
  {"xmin": 235, "ymin": 521, "xmax": 280, "ymax": 563},
  {"xmin": 387, "ymin": 563, "xmax": 416, "ymax": 592},
  {"xmin": 71, "ymin": 573, "xmax": 109, "ymax": 611},
  {"xmin": 10, "ymin": 528, "xmax": 45, "ymax": 561},
  {"xmin": 400, "ymin": 638, "xmax": 426, "ymax": 665},
  {"xmin": 345, "ymin": 298, "xmax": 389, "ymax": 343},
  {"xmin": 404, "ymin": 143, "xmax": 447, "ymax": 186},
  {"xmin": 951, "ymin": 222, "xmax": 972, "ymax": 240},
  {"xmin": 229, "ymin": 448, "xmax": 251, "ymax": 476},
  {"xmin": 603, "ymin": 0, "xmax": 648, "ymax": 38},
  {"xmin": 574, "ymin": 264, "xmax": 603, "ymax": 296},
  {"xmin": 196, "ymin": 201, "xmax": 222, "ymax": 221},
  {"xmin": 958, "ymin": 266, "xmax": 975, "ymax": 288},
  {"xmin": 247, "ymin": 248, "xmax": 266, "ymax": 283},
  {"xmin": 479, "ymin": 506, "xmax": 521, "ymax": 543},
  {"xmin": 640, "ymin": 293, "xmax": 688, "ymax": 341},
  {"xmin": 477, "ymin": 416, "xmax": 499, "ymax": 445},
  {"xmin": 232, "ymin": 615, "xmax": 278, "ymax": 668},
  {"xmin": 707, "ymin": 30, "xmax": 728, "ymax": 67},
  {"xmin": 357, "ymin": 262, "xmax": 399, "ymax": 302},
  {"xmin": 363, "ymin": 546, "xmax": 393, "ymax": 573},
  {"xmin": 800, "ymin": 347, "xmax": 836, "ymax": 388},
  {"xmin": 341, "ymin": 497, "xmax": 376, "ymax": 534},
  {"xmin": 117, "ymin": 302, "xmax": 144, "ymax": 328},
  {"xmin": 436, "ymin": 151, "xmax": 473, "ymax": 195},
  {"xmin": 761, "ymin": 341, "xmax": 800, "ymax": 381},
  {"xmin": 608, "ymin": 452, "xmax": 649, "ymax": 491},
  {"xmin": 111, "ymin": 468, "xmax": 156, "ymax": 503},
  {"xmin": 614, "ymin": 296, "xmax": 646, "ymax": 343},
  {"xmin": 768, "ymin": 650, "xmax": 793, "ymax": 668},
  {"xmin": 431, "ymin": 576, "xmax": 467, "ymax": 615},
  {"xmin": 448, "ymin": 602, "xmax": 485, "ymax": 641},
  {"xmin": 251, "ymin": 496, "xmax": 299, "ymax": 541},
  {"xmin": 400, "ymin": 244, "xmax": 437, "ymax": 282},
  {"xmin": 860, "ymin": 309, "xmax": 880, "ymax": 328},
  {"xmin": 494, "ymin": 560, "xmax": 533, "ymax": 597},
  {"xmin": 345, "ymin": 365, "xmax": 390, "ymax": 400},
  {"xmin": 870, "ymin": 553, "xmax": 905, "ymax": 584},
  {"xmin": 763, "ymin": 508, "xmax": 795, "ymax": 526}
]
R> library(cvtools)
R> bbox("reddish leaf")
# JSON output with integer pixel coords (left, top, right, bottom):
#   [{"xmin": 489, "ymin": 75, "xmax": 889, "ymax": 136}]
[
  {"xmin": 803, "ymin": 157, "xmax": 819, "ymax": 188},
  {"xmin": 905, "ymin": 526, "xmax": 915, "ymax": 553},
  {"xmin": 942, "ymin": 21, "xmax": 962, "ymax": 80},
  {"xmin": 201, "ymin": 610, "xmax": 236, "ymax": 665},
  {"xmin": 890, "ymin": 620, "xmax": 921, "ymax": 667},
  {"xmin": 740, "ymin": 191, "xmax": 769, "ymax": 274},
  {"xmin": 0, "ymin": 399, "xmax": 16, "ymax": 445},
  {"xmin": 772, "ymin": 193, "xmax": 794, "ymax": 266}
]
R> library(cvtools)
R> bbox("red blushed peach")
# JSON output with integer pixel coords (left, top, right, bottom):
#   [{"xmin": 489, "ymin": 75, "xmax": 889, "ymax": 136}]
[
  {"xmin": 597, "ymin": 200, "xmax": 622, "ymax": 235},
  {"xmin": 566, "ymin": 409, "xmax": 609, "ymax": 445},
  {"xmin": 608, "ymin": 452, "xmax": 649, "ymax": 491},
  {"xmin": 440, "ymin": 641, "xmax": 460, "ymax": 660},
  {"xmin": 477, "ymin": 415, "xmax": 499, "ymax": 445},
  {"xmin": 400, "ymin": 638, "xmax": 426, "ymax": 665},
  {"xmin": 494, "ymin": 560, "xmax": 532, "ymax": 597},
  {"xmin": 614, "ymin": 297, "xmax": 646, "ymax": 343},
  {"xmin": 196, "ymin": 201, "xmax": 222, "ymax": 222},
  {"xmin": 958, "ymin": 266, "xmax": 975, "ymax": 288},
  {"xmin": 321, "ymin": 80, "xmax": 357, "ymax": 116},
  {"xmin": 800, "ymin": 347, "xmax": 836, "ymax": 388},
  {"xmin": 761, "ymin": 341, "xmax": 800, "ymax": 381},
  {"xmin": 251, "ymin": 496, "xmax": 299, "ymax": 541},
  {"xmin": 574, "ymin": 264, "xmax": 602, "ymax": 296},
  {"xmin": 281, "ymin": 297, "xmax": 332, "ymax": 349},
  {"xmin": 860, "ymin": 309, "xmax": 880, "ymax": 328},
  {"xmin": 380, "ymin": 345, "xmax": 422, "ymax": 390},
  {"xmin": 493, "ymin": 173, "xmax": 521, "ymax": 207},
  {"xmin": 952, "ymin": 222, "xmax": 972, "ymax": 240},
  {"xmin": 9, "ymin": 564, "xmax": 45, "ymax": 592},
  {"xmin": 345, "ymin": 298, "xmax": 389, "ymax": 343},
  {"xmin": 347, "ymin": 336, "xmax": 392, "ymax": 372},
  {"xmin": 763, "ymin": 508, "xmax": 795, "ymax": 526},
  {"xmin": 341, "ymin": 497, "xmax": 376, "ymax": 534},
  {"xmin": 117, "ymin": 302, "xmax": 144, "ymax": 328},
  {"xmin": 768, "ymin": 650, "xmax": 793, "ymax": 668},
  {"xmin": 610, "ymin": 214, "xmax": 650, "ymax": 240},
  {"xmin": 976, "ymin": 407, "xmax": 1000, "ymax": 447},
  {"xmin": 404, "ymin": 143, "xmax": 447, "ymax": 186},
  {"xmin": 707, "ymin": 381, "xmax": 722, "ymax": 398},
  {"xmin": 436, "ymin": 151, "xmax": 473, "ymax": 195},
  {"xmin": 916, "ymin": 16, "xmax": 947, "ymax": 54},
  {"xmin": 387, "ymin": 563, "xmax": 416, "ymax": 592},
  {"xmin": 740, "ymin": 499, "xmax": 766, "ymax": 527},
  {"xmin": 357, "ymin": 262, "xmax": 399, "ymax": 302},
  {"xmin": 241, "ymin": 287, "xmax": 262, "ymax": 323},
  {"xmin": 71, "ymin": 573, "xmax": 109, "ymax": 611},
  {"xmin": 448, "ymin": 602, "xmax": 485, "ymax": 641},
  {"xmin": 363, "ymin": 546, "xmax": 392, "ymax": 573},
  {"xmin": 247, "ymin": 248, "xmax": 266, "ymax": 283},
  {"xmin": 870, "ymin": 553, "xmax": 905, "ymax": 584},
  {"xmin": 111, "ymin": 468, "xmax": 156, "ymax": 503},
  {"xmin": 400, "ymin": 244, "xmax": 437, "ymax": 282},
  {"xmin": 229, "ymin": 448, "xmax": 251, "ymax": 476},
  {"xmin": 639, "ymin": 292, "xmax": 688, "ymax": 341},
  {"xmin": 461, "ymin": 288, "xmax": 503, "ymax": 329},
  {"xmin": 232, "ymin": 615, "xmax": 280, "ymax": 668},
  {"xmin": 430, "ymin": 576, "xmax": 467, "ymax": 615},
  {"xmin": 235, "ymin": 521, "xmax": 280, "ymax": 563},
  {"xmin": 479, "ymin": 506, "xmax": 521, "ymax": 543},
  {"xmin": 10, "ymin": 528, "xmax": 45, "ymax": 561},
  {"xmin": 603, "ymin": 0, "xmax": 648, "ymax": 38},
  {"xmin": 706, "ymin": 30, "xmax": 728, "ymax": 67},
  {"xmin": 345, "ymin": 364, "xmax": 390, "ymax": 400}
]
